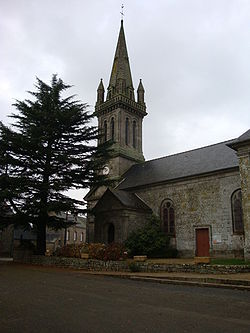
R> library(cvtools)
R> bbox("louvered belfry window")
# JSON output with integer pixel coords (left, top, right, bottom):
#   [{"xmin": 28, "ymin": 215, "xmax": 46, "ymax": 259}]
[
  {"xmin": 132, "ymin": 120, "xmax": 136, "ymax": 148},
  {"xmin": 104, "ymin": 120, "xmax": 107, "ymax": 141},
  {"xmin": 125, "ymin": 117, "xmax": 129, "ymax": 145},
  {"xmin": 111, "ymin": 117, "xmax": 115, "ymax": 141}
]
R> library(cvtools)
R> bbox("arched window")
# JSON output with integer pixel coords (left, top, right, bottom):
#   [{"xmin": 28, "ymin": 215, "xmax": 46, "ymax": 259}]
[
  {"xmin": 104, "ymin": 120, "xmax": 107, "ymax": 141},
  {"xmin": 66, "ymin": 230, "xmax": 70, "ymax": 241},
  {"xmin": 231, "ymin": 189, "xmax": 243, "ymax": 234},
  {"xmin": 125, "ymin": 118, "xmax": 129, "ymax": 145},
  {"xmin": 80, "ymin": 232, "xmax": 84, "ymax": 242},
  {"xmin": 73, "ymin": 231, "xmax": 77, "ymax": 241},
  {"xmin": 161, "ymin": 200, "xmax": 175, "ymax": 236},
  {"xmin": 107, "ymin": 224, "xmax": 115, "ymax": 244},
  {"xmin": 111, "ymin": 117, "xmax": 115, "ymax": 141},
  {"xmin": 132, "ymin": 120, "xmax": 136, "ymax": 148}
]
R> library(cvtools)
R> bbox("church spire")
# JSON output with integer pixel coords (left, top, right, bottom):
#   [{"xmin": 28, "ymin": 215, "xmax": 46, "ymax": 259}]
[
  {"xmin": 107, "ymin": 20, "xmax": 134, "ymax": 101},
  {"xmin": 96, "ymin": 78, "xmax": 105, "ymax": 105},
  {"xmin": 137, "ymin": 79, "xmax": 145, "ymax": 105},
  {"xmin": 95, "ymin": 19, "xmax": 147, "ymax": 175}
]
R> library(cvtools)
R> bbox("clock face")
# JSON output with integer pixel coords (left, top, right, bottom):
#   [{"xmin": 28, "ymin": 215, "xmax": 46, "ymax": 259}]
[{"xmin": 103, "ymin": 165, "xmax": 110, "ymax": 175}]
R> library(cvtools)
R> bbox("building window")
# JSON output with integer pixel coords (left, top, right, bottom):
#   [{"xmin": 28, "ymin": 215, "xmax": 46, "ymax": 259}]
[
  {"xmin": 161, "ymin": 200, "xmax": 175, "ymax": 236},
  {"xmin": 73, "ymin": 231, "xmax": 77, "ymax": 241},
  {"xmin": 66, "ymin": 230, "xmax": 70, "ymax": 241},
  {"xmin": 132, "ymin": 120, "xmax": 136, "ymax": 148},
  {"xmin": 125, "ymin": 117, "xmax": 129, "ymax": 145},
  {"xmin": 80, "ymin": 232, "xmax": 84, "ymax": 242},
  {"xmin": 111, "ymin": 117, "xmax": 115, "ymax": 141},
  {"xmin": 104, "ymin": 120, "xmax": 107, "ymax": 141},
  {"xmin": 231, "ymin": 189, "xmax": 243, "ymax": 234}
]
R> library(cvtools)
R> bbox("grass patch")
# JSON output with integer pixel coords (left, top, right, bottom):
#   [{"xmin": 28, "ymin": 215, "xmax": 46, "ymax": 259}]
[{"xmin": 211, "ymin": 258, "xmax": 250, "ymax": 266}]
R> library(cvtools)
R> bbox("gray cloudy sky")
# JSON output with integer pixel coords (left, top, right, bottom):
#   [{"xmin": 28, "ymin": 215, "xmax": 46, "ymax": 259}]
[{"xmin": 1, "ymin": 0, "xmax": 250, "ymax": 199}]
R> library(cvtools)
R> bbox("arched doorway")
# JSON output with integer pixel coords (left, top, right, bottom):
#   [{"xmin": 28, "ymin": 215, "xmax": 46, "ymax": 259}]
[{"xmin": 107, "ymin": 223, "xmax": 115, "ymax": 244}]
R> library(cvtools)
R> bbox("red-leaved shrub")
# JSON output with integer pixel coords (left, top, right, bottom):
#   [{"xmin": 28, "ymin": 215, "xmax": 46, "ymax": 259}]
[
  {"xmin": 55, "ymin": 244, "xmax": 83, "ymax": 258},
  {"xmin": 102, "ymin": 243, "xmax": 127, "ymax": 261},
  {"xmin": 88, "ymin": 243, "xmax": 106, "ymax": 260},
  {"xmin": 55, "ymin": 243, "xmax": 127, "ymax": 261}
]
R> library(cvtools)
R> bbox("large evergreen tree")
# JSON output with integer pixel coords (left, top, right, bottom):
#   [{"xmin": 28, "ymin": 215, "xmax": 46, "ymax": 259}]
[{"xmin": 0, "ymin": 75, "xmax": 111, "ymax": 254}]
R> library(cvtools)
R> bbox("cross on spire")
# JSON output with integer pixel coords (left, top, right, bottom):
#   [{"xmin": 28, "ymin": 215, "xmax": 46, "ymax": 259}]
[{"xmin": 120, "ymin": 4, "xmax": 124, "ymax": 20}]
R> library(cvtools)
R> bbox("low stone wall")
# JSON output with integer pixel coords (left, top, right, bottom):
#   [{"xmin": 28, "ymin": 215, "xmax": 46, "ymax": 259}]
[
  {"xmin": 144, "ymin": 263, "xmax": 250, "ymax": 274},
  {"xmin": 13, "ymin": 251, "xmax": 128, "ymax": 271},
  {"xmin": 13, "ymin": 252, "xmax": 250, "ymax": 274}
]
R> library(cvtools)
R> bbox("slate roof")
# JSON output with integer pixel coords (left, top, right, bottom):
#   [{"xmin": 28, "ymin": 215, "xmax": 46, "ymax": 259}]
[
  {"xmin": 237, "ymin": 129, "xmax": 250, "ymax": 142},
  {"xmin": 118, "ymin": 139, "xmax": 239, "ymax": 190},
  {"xmin": 228, "ymin": 129, "xmax": 250, "ymax": 150},
  {"xmin": 92, "ymin": 188, "xmax": 152, "ymax": 212},
  {"xmin": 110, "ymin": 189, "xmax": 151, "ymax": 211}
]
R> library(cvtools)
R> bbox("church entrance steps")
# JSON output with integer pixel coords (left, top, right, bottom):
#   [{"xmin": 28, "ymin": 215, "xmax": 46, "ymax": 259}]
[{"xmin": 194, "ymin": 256, "xmax": 210, "ymax": 264}]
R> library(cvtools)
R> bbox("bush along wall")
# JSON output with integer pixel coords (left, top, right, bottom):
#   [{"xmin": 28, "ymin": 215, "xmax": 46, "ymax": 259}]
[{"xmin": 125, "ymin": 215, "xmax": 178, "ymax": 258}]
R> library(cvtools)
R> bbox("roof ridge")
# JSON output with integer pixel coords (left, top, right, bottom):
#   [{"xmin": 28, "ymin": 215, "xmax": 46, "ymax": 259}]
[{"xmin": 143, "ymin": 138, "xmax": 236, "ymax": 165}]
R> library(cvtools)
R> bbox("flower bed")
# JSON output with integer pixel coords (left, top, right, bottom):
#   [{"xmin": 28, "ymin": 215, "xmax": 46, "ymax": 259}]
[{"xmin": 55, "ymin": 243, "xmax": 127, "ymax": 261}]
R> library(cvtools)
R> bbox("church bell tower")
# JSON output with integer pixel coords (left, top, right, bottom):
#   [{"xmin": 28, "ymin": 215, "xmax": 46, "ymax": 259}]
[{"xmin": 95, "ymin": 20, "xmax": 147, "ymax": 180}]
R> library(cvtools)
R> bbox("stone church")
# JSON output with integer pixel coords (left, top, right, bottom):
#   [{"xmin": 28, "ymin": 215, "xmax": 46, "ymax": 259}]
[{"xmin": 86, "ymin": 20, "xmax": 250, "ymax": 259}]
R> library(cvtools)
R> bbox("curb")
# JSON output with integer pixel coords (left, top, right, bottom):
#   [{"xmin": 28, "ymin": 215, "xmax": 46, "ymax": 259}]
[
  {"xmin": 5, "ymin": 261, "xmax": 250, "ymax": 291},
  {"xmin": 128, "ymin": 276, "xmax": 250, "ymax": 291},
  {"xmin": 81, "ymin": 271, "xmax": 250, "ymax": 291}
]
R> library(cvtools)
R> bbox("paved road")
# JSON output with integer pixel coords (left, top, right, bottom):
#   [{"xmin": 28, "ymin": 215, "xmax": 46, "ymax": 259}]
[{"xmin": 1, "ymin": 264, "xmax": 250, "ymax": 333}]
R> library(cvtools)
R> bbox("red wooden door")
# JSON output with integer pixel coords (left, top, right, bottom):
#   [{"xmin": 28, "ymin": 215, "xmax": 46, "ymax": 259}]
[{"xmin": 196, "ymin": 228, "xmax": 210, "ymax": 257}]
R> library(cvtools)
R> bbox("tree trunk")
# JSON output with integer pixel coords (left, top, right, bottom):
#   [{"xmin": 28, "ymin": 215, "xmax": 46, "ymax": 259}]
[{"xmin": 36, "ymin": 222, "xmax": 46, "ymax": 255}]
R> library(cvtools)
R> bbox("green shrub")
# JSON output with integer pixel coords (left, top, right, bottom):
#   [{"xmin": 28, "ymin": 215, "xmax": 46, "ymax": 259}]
[
  {"xmin": 125, "ymin": 215, "xmax": 177, "ymax": 258},
  {"xmin": 128, "ymin": 262, "xmax": 141, "ymax": 272}
]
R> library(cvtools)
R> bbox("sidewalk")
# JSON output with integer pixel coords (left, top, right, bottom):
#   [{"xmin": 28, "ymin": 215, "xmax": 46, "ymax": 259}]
[{"xmin": 79, "ymin": 269, "xmax": 250, "ymax": 291}]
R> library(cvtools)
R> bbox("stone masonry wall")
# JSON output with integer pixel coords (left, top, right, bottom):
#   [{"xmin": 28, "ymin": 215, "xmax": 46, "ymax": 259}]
[
  {"xmin": 237, "ymin": 146, "xmax": 250, "ymax": 259},
  {"xmin": 13, "ymin": 254, "xmax": 250, "ymax": 274},
  {"xmin": 95, "ymin": 209, "xmax": 150, "ymax": 243},
  {"xmin": 134, "ymin": 170, "xmax": 243, "ymax": 257}
]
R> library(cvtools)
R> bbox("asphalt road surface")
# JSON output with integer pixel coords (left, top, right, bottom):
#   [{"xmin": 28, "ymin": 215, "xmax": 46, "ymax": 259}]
[{"xmin": 0, "ymin": 264, "xmax": 250, "ymax": 333}]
